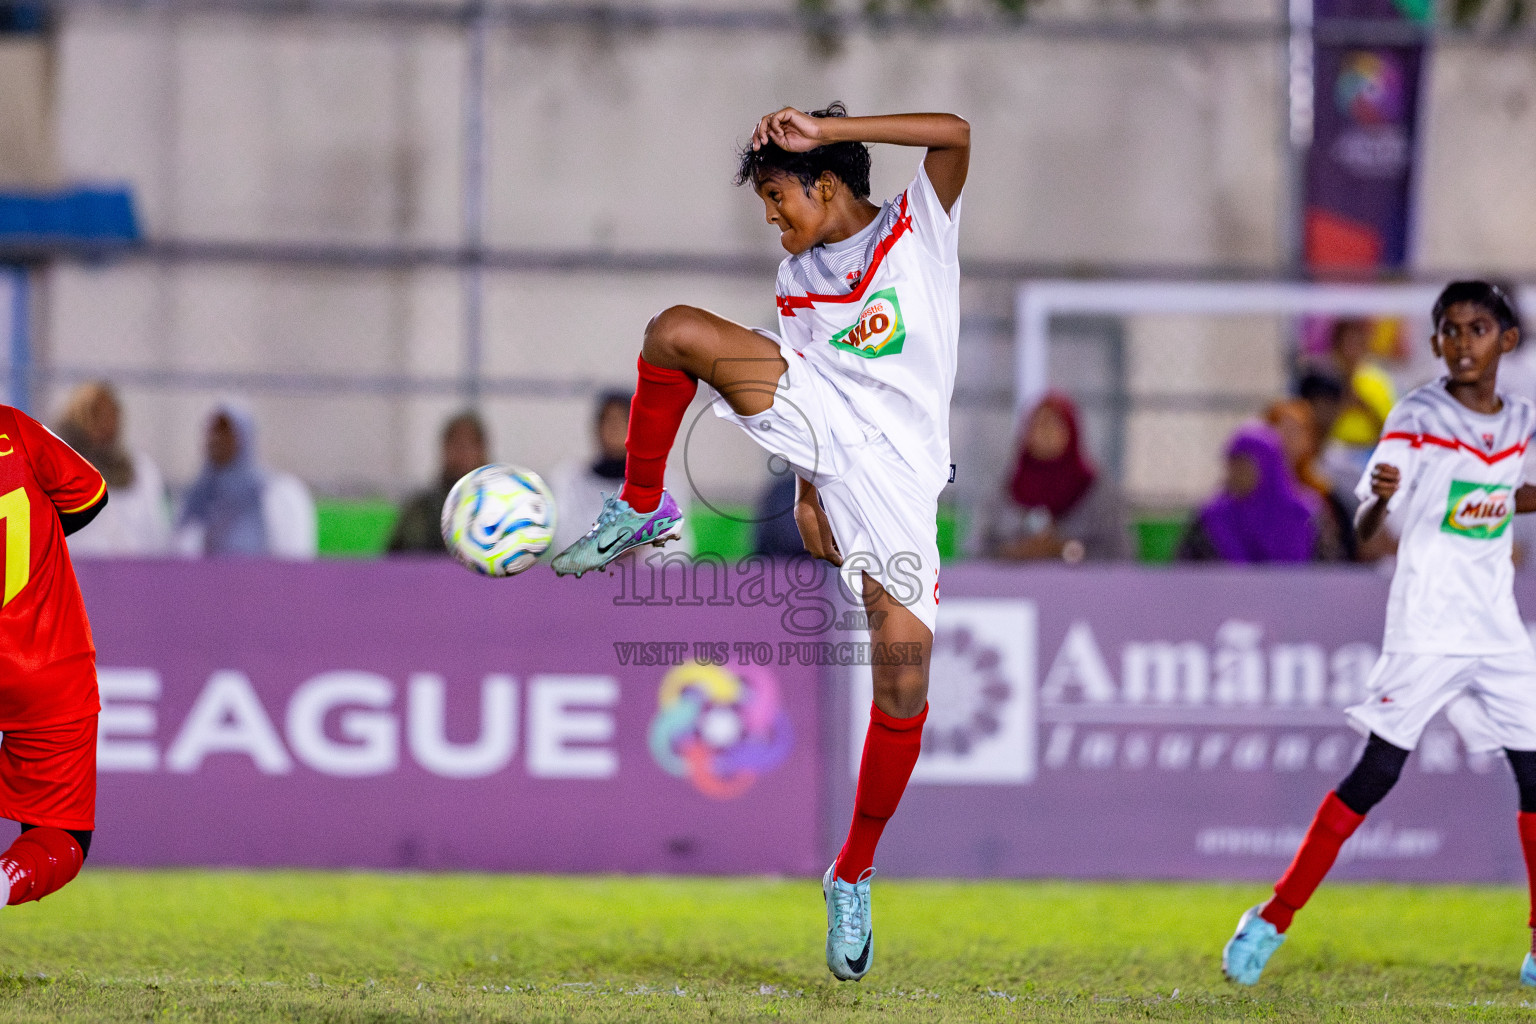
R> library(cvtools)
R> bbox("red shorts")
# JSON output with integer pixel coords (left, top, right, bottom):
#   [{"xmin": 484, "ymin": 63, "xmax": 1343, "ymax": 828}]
[{"xmin": 0, "ymin": 715, "xmax": 97, "ymax": 831}]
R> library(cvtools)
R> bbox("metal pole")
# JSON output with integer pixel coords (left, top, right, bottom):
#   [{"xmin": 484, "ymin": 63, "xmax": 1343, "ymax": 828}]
[
  {"xmin": 462, "ymin": 0, "xmax": 488, "ymax": 404},
  {"xmin": 1284, "ymin": 0, "xmax": 1315, "ymax": 274},
  {"xmin": 7, "ymin": 267, "xmax": 30, "ymax": 413}
]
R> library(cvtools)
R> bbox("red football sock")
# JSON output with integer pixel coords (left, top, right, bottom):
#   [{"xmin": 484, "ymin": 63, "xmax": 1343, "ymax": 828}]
[
  {"xmin": 1260, "ymin": 791, "xmax": 1363, "ymax": 932},
  {"xmin": 0, "ymin": 828, "xmax": 83, "ymax": 905},
  {"xmin": 835, "ymin": 703, "xmax": 927, "ymax": 884},
  {"xmin": 1517, "ymin": 812, "xmax": 1536, "ymax": 929},
  {"xmin": 619, "ymin": 355, "xmax": 697, "ymax": 515}
]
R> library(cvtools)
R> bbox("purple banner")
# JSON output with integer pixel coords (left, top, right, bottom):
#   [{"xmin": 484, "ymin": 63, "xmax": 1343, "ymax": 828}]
[
  {"xmin": 1304, "ymin": 0, "xmax": 1427, "ymax": 271},
  {"xmin": 76, "ymin": 560, "xmax": 825, "ymax": 874},
  {"xmin": 832, "ymin": 565, "xmax": 1531, "ymax": 883},
  {"xmin": 75, "ymin": 561, "xmax": 1536, "ymax": 881}
]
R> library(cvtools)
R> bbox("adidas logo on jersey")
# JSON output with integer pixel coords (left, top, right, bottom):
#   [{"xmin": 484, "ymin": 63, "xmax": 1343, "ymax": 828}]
[{"xmin": 1441, "ymin": 481, "xmax": 1513, "ymax": 539}]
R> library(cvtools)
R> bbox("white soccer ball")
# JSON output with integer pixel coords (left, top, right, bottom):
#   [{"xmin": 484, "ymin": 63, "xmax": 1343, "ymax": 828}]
[{"xmin": 440, "ymin": 464, "xmax": 557, "ymax": 577}]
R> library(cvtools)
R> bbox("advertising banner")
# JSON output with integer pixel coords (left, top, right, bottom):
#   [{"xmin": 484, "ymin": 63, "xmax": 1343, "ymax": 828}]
[
  {"xmin": 1304, "ymin": 0, "xmax": 1428, "ymax": 271},
  {"xmin": 77, "ymin": 559, "xmax": 825, "ymax": 875},
  {"xmin": 834, "ymin": 565, "xmax": 1531, "ymax": 883},
  {"xmin": 78, "ymin": 560, "xmax": 1536, "ymax": 881}
]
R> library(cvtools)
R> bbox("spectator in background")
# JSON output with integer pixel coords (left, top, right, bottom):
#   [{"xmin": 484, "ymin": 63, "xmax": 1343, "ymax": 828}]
[
  {"xmin": 176, "ymin": 399, "xmax": 317, "ymax": 559},
  {"xmin": 966, "ymin": 392, "xmax": 1129, "ymax": 562},
  {"xmin": 1321, "ymin": 318, "xmax": 1397, "ymax": 479},
  {"xmin": 56, "ymin": 381, "xmax": 172, "ymax": 557},
  {"xmin": 547, "ymin": 391, "xmax": 699, "ymax": 557},
  {"xmin": 1177, "ymin": 422, "xmax": 1319, "ymax": 564},
  {"xmin": 388, "ymin": 410, "xmax": 487, "ymax": 554},
  {"xmin": 752, "ymin": 468, "xmax": 806, "ymax": 557},
  {"xmin": 1296, "ymin": 370, "xmax": 1355, "ymax": 500},
  {"xmin": 1265, "ymin": 399, "xmax": 1352, "ymax": 562},
  {"xmin": 548, "ymin": 393, "xmax": 632, "ymax": 554}
]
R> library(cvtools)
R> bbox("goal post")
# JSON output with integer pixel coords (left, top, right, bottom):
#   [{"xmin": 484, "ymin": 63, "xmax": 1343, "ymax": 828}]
[
  {"xmin": 1010, "ymin": 280, "xmax": 1519, "ymax": 414},
  {"xmin": 1009, "ymin": 279, "xmax": 1536, "ymax": 511}
]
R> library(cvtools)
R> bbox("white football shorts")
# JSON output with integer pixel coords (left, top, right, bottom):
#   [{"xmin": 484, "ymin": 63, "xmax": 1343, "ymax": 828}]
[
  {"xmin": 709, "ymin": 330, "xmax": 941, "ymax": 634},
  {"xmin": 1346, "ymin": 649, "xmax": 1536, "ymax": 753}
]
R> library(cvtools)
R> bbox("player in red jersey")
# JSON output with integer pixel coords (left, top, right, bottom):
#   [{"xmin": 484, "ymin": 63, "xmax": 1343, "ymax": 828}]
[{"xmin": 0, "ymin": 403, "xmax": 108, "ymax": 906}]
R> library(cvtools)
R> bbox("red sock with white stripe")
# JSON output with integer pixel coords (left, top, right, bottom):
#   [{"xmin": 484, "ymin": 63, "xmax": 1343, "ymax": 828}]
[
  {"xmin": 619, "ymin": 355, "xmax": 697, "ymax": 515},
  {"xmin": 0, "ymin": 828, "xmax": 83, "ymax": 905},
  {"xmin": 1259, "ymin": 791, "xmax": 1364, "ymax": 932},
  {"xmin": 835, "ymin": 703, "xmax": 927, "ymax": 883}
]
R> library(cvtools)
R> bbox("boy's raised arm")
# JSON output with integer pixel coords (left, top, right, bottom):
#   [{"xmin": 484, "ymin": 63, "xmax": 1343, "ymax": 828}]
[{"xmin": 752, "ymin": 108, "xmax": 970, "ymax": 214}]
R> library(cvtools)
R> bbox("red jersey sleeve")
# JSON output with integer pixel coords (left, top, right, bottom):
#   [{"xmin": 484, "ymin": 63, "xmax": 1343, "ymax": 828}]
[{"xmin": 11, "ymin": 410, "xmax": 105, "ymax": 515}]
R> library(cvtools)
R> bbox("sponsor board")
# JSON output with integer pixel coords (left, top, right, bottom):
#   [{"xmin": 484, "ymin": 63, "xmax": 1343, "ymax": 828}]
[
  {"xmin": 832, "ymin": 566, "xmax": 1531, "ymax": 882},
  {"xmin": 78, "ymin": 561, "xmax": 822, "ymax": 873},
  {"xmin": 76, "ymin": 560, "xmax": 1536, "ymax": 881}
]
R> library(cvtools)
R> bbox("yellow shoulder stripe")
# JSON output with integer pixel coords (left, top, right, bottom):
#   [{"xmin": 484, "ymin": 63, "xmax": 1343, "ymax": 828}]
[{"xmin": 60, "ymin": 479, "xmax": 107, "ymax": 515}]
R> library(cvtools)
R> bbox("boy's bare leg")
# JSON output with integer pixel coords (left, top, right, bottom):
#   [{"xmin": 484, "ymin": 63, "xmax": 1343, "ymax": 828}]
[
  {"xmin": 640, "ymin": 305, "xmax": 789, "ymax": 418},
  {"xmin": 825, "ymin": 571, "xmax": 932, "ymax": 980},
  {"xmin": 838, "ymin": 571, "xmax": 930, "ymax": 880}
]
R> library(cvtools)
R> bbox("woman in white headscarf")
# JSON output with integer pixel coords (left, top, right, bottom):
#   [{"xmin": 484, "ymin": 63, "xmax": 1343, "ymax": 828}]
[{"xmin": 175, "ymin": 400, "xmax": 317, "ymax": 559}]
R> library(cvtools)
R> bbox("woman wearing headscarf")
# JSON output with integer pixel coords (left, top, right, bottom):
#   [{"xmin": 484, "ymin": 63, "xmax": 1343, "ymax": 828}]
[
  {"xmin": 1265, "ymin": 399, "xmax": 1354, "ymax": 561},
  {"xmin": 56, "ymin": 381, "xmax": 172, "ymax": 556},
  {"xmin": 966, "ymin": 393, "xmax": 1130, "ymax": 562},
  {"xmin": 176, "ymin": 400, "xmax": 317, "ymax": 559},
  {"xmin": 1177, "ymin": 421, "xmax": 1321, "ymax": 563}
]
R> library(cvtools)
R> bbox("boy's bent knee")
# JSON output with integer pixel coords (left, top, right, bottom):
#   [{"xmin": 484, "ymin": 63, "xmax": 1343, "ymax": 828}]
[
  {"xmin": 643, "ymin": 305, "xmax": 708, "ymax": 367},
  {"xmin": 1335, "ymin": 733, "xmax": 1409, "ymax": 814},
  {"xmin": 871, "ymin": 664, "xmax": 929, "ymax": 720}
]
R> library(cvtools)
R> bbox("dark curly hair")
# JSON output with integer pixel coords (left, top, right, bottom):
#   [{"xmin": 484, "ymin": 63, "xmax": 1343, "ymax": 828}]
[
  {"xmin": 1433, "ymin": 280, "xmax": 1521, "ymax": 333},
  {"xmin": 734, "ymin": 102, "xmax": 872, "ymax": 200}
]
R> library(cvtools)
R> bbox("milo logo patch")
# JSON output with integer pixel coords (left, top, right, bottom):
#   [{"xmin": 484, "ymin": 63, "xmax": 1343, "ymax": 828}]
[
  {"xmin": 1442, "ymin": 480, "xmax": 1513, "ymax": 539},
  {"xmin": 828, "ymin": 288, "xmax": 905, "ymax": 359}
]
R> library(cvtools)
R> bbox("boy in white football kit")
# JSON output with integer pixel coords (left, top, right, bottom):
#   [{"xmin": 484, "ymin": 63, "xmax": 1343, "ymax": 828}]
[
  {"xmin": 1224, "ymin": 282, "xmax": 1536, "ymax": 986},
  {"xmin": 551, "ymin": 104, "xmax": 969, "ymax": 981}
]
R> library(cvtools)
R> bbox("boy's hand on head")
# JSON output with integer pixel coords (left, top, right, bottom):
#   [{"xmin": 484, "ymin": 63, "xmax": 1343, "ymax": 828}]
[
  {"xmin": 752, "ymin": 107, "xmax": 826, "ymax": 154},
  {"xmin": 1370, "ymin": 463, "xmax": 1400, "ymax": 501}
]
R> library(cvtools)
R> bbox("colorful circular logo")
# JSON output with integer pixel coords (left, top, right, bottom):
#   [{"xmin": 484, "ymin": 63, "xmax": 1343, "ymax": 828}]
[
  {"xmin": 1335, "ymin": 52, "xmax": 1404, "ymax": 126},
  {"xmin": 647, "ymin": 661, "xmax": 794, "ymax": 799}
]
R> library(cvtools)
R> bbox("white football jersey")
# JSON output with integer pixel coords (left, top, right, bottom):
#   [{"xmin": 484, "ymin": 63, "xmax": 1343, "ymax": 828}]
[
  {"xmin": 1359, "ymin": 379, "xmax": 1536, "ymax": 655},
  {"xmin": 773, "ymin": 165, "xmax": 962, "ymax": 493}
]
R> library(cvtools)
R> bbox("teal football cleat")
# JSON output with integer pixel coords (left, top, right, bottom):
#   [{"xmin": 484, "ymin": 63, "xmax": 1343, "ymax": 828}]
[
  {"xmin": 550, "ymin": 491, "xmax": 684, "ymax": 578},
  {"xmin": 1222, "ymin": 904, "xmax": 1286, "ymax": 986},
  {"xmin": 1521, "ymin": 952, "xmax": 1536, "ymax": 986},
  {"xmin": 823, "ymin": 863, "xmax": 874, "ymax": 982}
]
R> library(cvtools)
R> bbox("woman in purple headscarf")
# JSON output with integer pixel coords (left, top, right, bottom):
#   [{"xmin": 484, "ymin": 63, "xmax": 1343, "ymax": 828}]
[{"xmin": 1177, "ymin": 422, "xmax": 1321, "ymax": 563}]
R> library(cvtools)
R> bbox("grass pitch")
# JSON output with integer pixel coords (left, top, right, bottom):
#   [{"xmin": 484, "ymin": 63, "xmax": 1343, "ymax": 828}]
[{"xmin": 0, "ymin": 872, "xmax": 1530, "ymax": 1021}]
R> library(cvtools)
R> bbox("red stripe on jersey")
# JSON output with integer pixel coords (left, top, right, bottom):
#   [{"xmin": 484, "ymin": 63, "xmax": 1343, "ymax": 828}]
[
  {"xmin": 775, "ymin": 192, "xmax": 913, "ymax": 318},
  {"xmin": 1379, "ymin": 430, "xmax": 1528, "ymax": 465}
]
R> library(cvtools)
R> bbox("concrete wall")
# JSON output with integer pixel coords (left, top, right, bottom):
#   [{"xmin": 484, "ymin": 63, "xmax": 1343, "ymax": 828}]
[
  {"xmin": 0, "ymin": 38, "xmax": 57, "ymax": 186},
  {"xmin": 31, "ymin": 8, "xmax": 1536, "ymax": 516}
]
